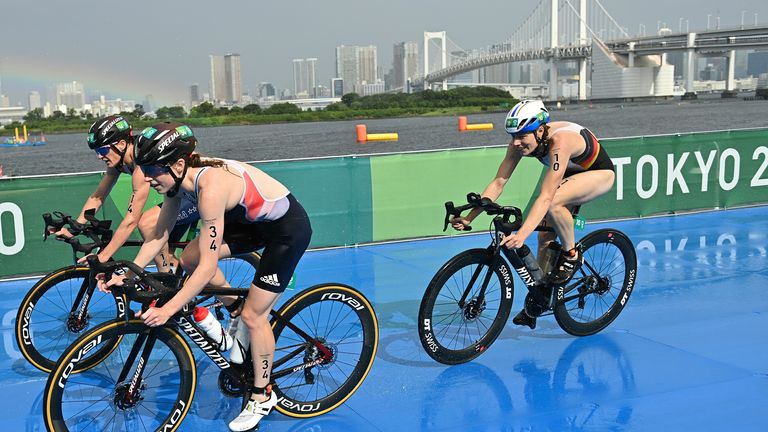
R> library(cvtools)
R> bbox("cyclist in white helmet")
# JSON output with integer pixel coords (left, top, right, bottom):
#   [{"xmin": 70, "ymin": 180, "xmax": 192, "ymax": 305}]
[{"xmin": 451, "ymin": 99, "xmax": 615, "ymax": 329}]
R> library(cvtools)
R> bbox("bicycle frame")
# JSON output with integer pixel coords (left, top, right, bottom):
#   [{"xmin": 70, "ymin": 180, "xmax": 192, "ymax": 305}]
[
  {"xmin": 448, "ymin": 194, "xmax": 603, "ymax": 316},
  {"xmin": 115, "ymin": 287, "xmax": 334, "ymax": 405}
]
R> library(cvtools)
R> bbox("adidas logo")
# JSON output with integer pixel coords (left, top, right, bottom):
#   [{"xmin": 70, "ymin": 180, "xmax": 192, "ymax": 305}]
[{"xmin": 260, "ymin": 274, "xmax": 280, "ymax": 287}]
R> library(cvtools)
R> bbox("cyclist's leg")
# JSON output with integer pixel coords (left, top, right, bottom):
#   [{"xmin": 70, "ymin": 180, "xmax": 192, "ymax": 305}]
[
  {"xmin": 178, "ymin": 236, "xmax": 241, "ymax": 307},
  {"xmin": 241, "ymin": 285, "xmax": 281, "ymax": 397},
  {"xmin": 537, "ymin": 227, "xmax": 558, "ymax": 267},
  {"xmin": 547, "ymin": 170, "xmax": 615, "ymax": 250},
  {"xmin": 138, "ymin": 206, "xmax": 177, "ymax": 272}
]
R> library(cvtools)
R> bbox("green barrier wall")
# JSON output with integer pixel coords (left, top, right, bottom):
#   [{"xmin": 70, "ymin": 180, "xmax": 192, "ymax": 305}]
[
  {"xmin": 370, "ymin": 148, "xmax": 541, "ymax": 240},
  {"xmin": 2, "ymin": 128, "xmax": 767, "ymax": 278}
]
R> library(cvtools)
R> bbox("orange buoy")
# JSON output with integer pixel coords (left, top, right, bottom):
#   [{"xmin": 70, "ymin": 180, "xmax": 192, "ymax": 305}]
[
  {"xmin": 458, "ymin": 116, "xmax": 468, "ymax": 132},
  {"xmin": 356, "ymin": 124, "xmax": 368, "ymax": 142}
]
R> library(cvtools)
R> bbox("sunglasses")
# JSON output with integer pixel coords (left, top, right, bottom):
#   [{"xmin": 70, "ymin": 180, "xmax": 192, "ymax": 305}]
[
  {"xmin": 140, "ymin": 165, "xmax": 170, "ymax": 177},
  {"xmin": 94, "ymin": 145, "xmax": 112, "ymax": 157}
]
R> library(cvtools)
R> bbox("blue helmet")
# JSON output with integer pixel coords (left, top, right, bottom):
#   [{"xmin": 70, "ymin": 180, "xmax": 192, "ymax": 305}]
[{"xmin": 504, "ymin": 100, "xmax": 549, "ymax": 135}]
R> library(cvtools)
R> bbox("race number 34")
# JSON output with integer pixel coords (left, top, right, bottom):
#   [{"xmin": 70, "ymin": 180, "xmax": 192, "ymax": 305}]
[{"xmin": 0, "ymin": 202, "xmax": 24, "ymax": 255}]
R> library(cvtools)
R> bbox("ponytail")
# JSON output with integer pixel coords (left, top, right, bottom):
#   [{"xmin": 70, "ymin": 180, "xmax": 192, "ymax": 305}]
[{"xmin": 188, "ymin": 153, "xmax": 224, "ymax": 168}]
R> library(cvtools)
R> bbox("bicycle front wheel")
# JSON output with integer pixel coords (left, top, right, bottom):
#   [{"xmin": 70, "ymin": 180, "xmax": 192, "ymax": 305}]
[
  {"xmin": 15, "ymin": 265, "xmax": 126, "ymax": 373},
  {"xmin": 271, "ymin": 284, "xmax": 378, "ymax": 418},
  {"xmin": 554, "ymin": 229, "xmax": 637, "ymax": 336},
  {"xmin": 43, "ymin": 319, "xmax": 197, "ymax": 432},
  {"xmin": 418, "ymin": 248, "xmax": 514, "ymax": 365}
]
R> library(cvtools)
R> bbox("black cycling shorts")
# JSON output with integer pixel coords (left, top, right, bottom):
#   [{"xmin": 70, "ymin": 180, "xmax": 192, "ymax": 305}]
[{"xmin": 223, "ymin": 194, "xmax": 312, "ymax": 293}]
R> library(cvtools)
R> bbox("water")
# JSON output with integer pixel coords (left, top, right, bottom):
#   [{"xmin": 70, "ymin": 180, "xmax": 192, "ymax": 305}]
[{"xmin": 2, "ymin": 97, "xmax": 767, "ymax": 176}]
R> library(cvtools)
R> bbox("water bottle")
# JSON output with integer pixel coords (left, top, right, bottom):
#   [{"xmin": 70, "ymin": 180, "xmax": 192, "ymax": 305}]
[
  {"xmin": 229, "ymin": 318, "xmax": 251, "ymax": 365},
  {"xmin": 193, "ymin": 307, "xmax": 233, "ymax": 351},
  {"xmin": 515, "ymin": 245, "xmax": 545, "ymax": 283}
]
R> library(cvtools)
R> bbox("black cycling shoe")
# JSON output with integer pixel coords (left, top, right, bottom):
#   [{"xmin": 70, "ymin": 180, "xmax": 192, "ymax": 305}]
[
  {"xmin": 549, "ymin": 248, "xmax": 583, "ymax": 285},
  {"xmin": 512, "ymin": 309, "xmax": 537, "ymax": 329},
  {"xmin": 512, "ymin": 294, "xmax": 540, "ymax": 329}
]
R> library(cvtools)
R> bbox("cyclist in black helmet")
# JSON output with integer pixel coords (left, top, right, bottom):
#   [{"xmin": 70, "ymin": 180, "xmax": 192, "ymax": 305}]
[
  {"xmin": 103, "ymin": 121, "xmax": 312, "ymax": 432},
  {"xmin": 54, "ymin": 115, "xmax": 199, "ymax": 271}
]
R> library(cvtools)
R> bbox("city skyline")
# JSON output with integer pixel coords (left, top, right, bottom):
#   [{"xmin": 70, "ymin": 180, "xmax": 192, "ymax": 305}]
[{"xmin": 1, "ymin": 0, "xmax": 767, "ymax": 107}]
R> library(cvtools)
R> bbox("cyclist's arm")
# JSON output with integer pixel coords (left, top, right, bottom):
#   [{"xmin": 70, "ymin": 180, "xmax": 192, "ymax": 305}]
[
  {"xmin": 132, "ymin": 194, "xmax": 181, "ymax": 269},
  {"xmin": 96, "ymin": 167, "xmax": 151, "ymax": 262},
  {"xmin": 516, "ymin": 141, "xmax": 569, "ymax": 239},
  {"xmin": 466, "ymin": 143, "xmax": 522, "ymax": 222},
  {"xmin": 160, "ymin": 181, "xmax": 225, "ymax": 315},
  {"xmin": 77, "ymin": 168, "xmax": 120, "ymax": 223}
]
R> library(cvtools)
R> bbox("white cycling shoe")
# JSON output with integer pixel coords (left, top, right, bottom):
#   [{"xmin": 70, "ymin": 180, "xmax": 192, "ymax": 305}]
[{"xmin": 228, "ymin": 389, "xmax": 278, "ymax": 431}]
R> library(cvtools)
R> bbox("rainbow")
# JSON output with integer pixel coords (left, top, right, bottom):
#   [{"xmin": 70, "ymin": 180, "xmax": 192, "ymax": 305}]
[{"xmin": 1, "ymin": 55, "xmax": 181, "ymax": 106}]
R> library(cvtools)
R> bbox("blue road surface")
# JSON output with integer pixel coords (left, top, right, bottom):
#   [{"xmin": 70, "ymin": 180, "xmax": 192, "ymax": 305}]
[{"xmin": 1, "ymin": 206, "xmax": 766, "ymax": 431}]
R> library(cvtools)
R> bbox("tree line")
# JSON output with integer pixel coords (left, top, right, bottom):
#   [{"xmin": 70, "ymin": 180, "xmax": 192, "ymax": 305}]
[{"xmin": 6, "ymin": 87, "xmax": 515, "ymax": 132}]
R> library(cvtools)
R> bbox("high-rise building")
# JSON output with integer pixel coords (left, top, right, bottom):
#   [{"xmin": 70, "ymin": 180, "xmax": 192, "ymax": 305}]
[
  {"xmin": 331, "ymin": 78, "xmax": 344, "ymax": 98},
  {"xmin": 336, "ymin": 45, "xmax": 378, "ymax": 95},
  {"xmin": 0, "ymin": 95, "xmax": 9, "ymax": 108},
  {"xmin": 190, "ymin": 84, "xmax": 200, "ymax": 105},
  {"xmin": 224, "ymin": 54, "xmax": 241, "ymax": 104},
  {"xmin": 56, "ymin": 81, "xmax": 85, "ymax": 110},
  {"xmin": 259, "ymin": 82, "xmax": 276, "ymax": 99},
  {"xmin": 393, "ymin": 41, "xmax": 419, "ymax": 91},
  {"xmin": 292, "ymin": 58, "xmax": 317, "ymax": 98},
  {"xmin": 143, "ymin": 95, "xmax": 156, "ymax": 113},
  {"xmin": 209, "ymin": 55, "xmax": 226, "ymax": 103},
  {"xmin": 210, "ymin": 54, "xmax": 242, "ymax": 104},
  {"xmin": 358, "ymin": 46, "xmax": 378, "ymax": 88},
  {"xmin": 28, "ymin": 91, "xmax": 41, "ymax": 111},
  {"xmin": 336, "ymin": 45, "xmax": 359, "ymax": 95}
]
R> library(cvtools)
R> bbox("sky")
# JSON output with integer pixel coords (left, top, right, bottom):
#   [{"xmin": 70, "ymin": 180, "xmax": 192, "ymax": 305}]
[{"xmin": 1, "ymin": 0, "xmax": 767, "ymax": 107}]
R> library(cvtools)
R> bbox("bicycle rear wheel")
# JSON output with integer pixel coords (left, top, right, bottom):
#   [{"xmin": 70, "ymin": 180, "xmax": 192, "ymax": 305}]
[
  {"xmin": 43, "ymin": 319, "xmax": 196, "ymax": 432},
  {"xmin": 418, "ymin": 248, "xmax": 514, "ymax": 365},
  {"xmin": 219, "ymin": 252, "xmax": 260, "ymax": 289},
  {"xmin": 554, "ymin": 229, "xmax": 637, "ymax": 336},
  {"xmin": 15, "ymin": 265, "xmax": 126, "ymax": 373},
  {"xmin": 270, "ymin": 284, "xmax": 378, "ymax": 418}
]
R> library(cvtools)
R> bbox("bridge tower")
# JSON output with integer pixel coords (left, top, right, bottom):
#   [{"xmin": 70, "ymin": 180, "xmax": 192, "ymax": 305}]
[
  {"xmin": 549, "ymin": 0, "xmax": 558, "ymax": 101},
  {"xmin": 577, "ymin": 0, "xmax": 588, "ymax": 100},
  {"xmin": 424, "ymin": 31, "xmax": 448, "ymax": 91},
  {"xmin": 551, "ymin": 0, "xmax": 589, "ymax": 100},
  {"xmin": 683, "ymin": 32, "xmax": 697, "ymax": 100}
]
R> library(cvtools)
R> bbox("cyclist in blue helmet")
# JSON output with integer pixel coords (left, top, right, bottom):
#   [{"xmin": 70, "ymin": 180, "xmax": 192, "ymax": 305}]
[{"xmin": 451, "ymin": 99, "xmax": 615, "ymax": 328}]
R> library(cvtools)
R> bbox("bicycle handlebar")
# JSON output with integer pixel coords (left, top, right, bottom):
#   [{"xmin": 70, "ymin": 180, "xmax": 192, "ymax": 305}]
[
  {"xmin": 86, "ymin": 255, "xmax": 179, "ymax": 305},
  {"xmin": 443, "ymin": 192, "xmax": 523, "ymax": 233},
  {"xmin": 43, "ymin": 209, "xmax": 114, "ymax": 254}
]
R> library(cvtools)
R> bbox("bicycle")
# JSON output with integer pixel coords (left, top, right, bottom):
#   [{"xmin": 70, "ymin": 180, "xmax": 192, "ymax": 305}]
[
  {"xmin": 418, "ymin": 193, "xmax": 637, "ymax": 365},
  {"xmin": 43, "ymin": 257, "xmax": 379, "ymax": 432},
  {"xmin": 15, "ymin": 210, "xmax": 260, "ymax": 373}
]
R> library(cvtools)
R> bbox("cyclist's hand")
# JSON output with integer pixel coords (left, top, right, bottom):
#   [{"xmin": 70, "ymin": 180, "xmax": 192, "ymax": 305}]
[
  {"xmin": 97, "ymin": 271, "xmax": 125, "ymax": 294},
  {"xmin": 52, "ymin": 227, "xmax": 74, "ymax": 240},
  {"xmin": 450, "ymin": 217, "xmax": 471, "ymax": 231},
  {"xmin": 95, "ymin": 272, "xmax": 111, "ymax": 293},
  {"xmin": 77, "ymin": 253, "xmax": 96, "ymax": 265},
  {"xmin": 501, "ymin": 232, "xmax": 526, "ymax": 249},
  {"xmin": 136, "ymin": 306, "xmax": 171, "ymax": 327}
]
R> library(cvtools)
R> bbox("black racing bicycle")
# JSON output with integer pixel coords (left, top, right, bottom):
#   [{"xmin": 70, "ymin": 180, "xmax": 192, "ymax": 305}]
[
  {"xmin": 42, "ymin": 258, "xmax": 379, "ymax": 432},
  {"xmin": 418, "ymin": 193, "xmax": 637, "ymax": 365},
  {"xmin": 15, "ymin": 210, "xmax": 260, "ymax": 373}
]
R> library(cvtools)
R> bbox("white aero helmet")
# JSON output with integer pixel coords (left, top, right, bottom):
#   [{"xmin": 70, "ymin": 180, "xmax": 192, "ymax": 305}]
[{"xmin": 504, "ymin": 100, "xmax": 550, "ymax": 135}]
